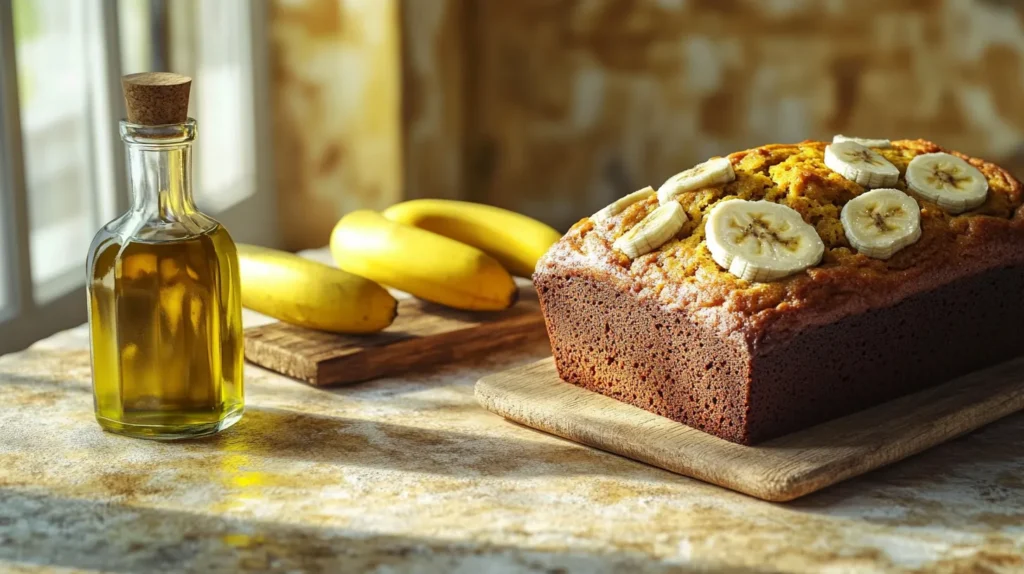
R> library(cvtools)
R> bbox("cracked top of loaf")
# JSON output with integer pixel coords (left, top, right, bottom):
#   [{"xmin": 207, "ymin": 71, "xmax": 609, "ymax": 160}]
[{"xmin": 536, "ymin": 139, "xmax": 1024, "ymax": 347}]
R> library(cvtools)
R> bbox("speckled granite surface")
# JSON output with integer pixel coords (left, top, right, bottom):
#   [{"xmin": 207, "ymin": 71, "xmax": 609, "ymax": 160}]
[{"xmin": 2, "ymin": 322, "xmax": 1023, "ymax": 573}]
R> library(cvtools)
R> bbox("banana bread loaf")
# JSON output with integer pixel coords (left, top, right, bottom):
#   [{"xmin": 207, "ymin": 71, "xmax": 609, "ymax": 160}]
[{"xmin": 534, "ymin": 138, "xmax": 1024, "ymax": 445}]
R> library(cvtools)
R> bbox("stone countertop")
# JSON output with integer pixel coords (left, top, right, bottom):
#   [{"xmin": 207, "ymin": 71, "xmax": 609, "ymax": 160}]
[{"xmin": 1, "ymin": 303, "xmax": 1023, "ymax": 571}]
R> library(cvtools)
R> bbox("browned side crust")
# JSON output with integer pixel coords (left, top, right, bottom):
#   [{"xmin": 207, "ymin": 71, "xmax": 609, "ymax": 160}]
[
  {"xmin": 536, "ymin": 264, "xmax": 1024, "ymax": 445},
  {"xmin": 536, "ymin": 269, "xmax": 752, "ymax": 443}
]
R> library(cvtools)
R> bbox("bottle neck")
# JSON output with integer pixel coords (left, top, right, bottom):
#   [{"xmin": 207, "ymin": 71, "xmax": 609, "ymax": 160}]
[
  {"xmin": 120, "ymin": 119, "xmax": 198, "ymax": 221},
  {"xmin": 127, "ymin": 142, "xmax": 197, "ymax": 218}
]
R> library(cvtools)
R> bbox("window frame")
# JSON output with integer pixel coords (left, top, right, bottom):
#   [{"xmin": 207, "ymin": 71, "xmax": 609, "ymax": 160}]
[
  {"xmin": 0, "ymin": 0, "xmax": 277, "ymax": 354},
  {"xmin": 0, "ymin": 0, "xmax": 113, "ymax": 353},
  {"xmin": 179, "ymin": 0, "xmax": 280, "ymax": 246}
]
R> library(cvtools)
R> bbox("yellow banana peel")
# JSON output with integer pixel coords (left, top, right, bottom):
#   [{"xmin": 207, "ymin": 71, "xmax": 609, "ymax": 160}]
[
  {"xmin": 237, "ymin": 244, "xmax": 397, "ymax": 333},
  {"xmin": 330, "ymin": 210, "xmax": 517, "ymax": 311},
  {"xmin": 382, "ymin": 199, "xmax": 562, "ymax": 277}
]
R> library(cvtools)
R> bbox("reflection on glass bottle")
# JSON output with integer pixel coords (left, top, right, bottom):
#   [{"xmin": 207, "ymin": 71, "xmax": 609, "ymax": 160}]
[{"xmin": 87, "ymin": 74, "xmax": 243, "ymax": 439}]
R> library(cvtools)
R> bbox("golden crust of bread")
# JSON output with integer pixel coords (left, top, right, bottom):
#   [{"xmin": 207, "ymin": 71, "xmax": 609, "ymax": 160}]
[{"xmin": 543, "ymin": 139, "xmax": 1024, "ymax": 344}]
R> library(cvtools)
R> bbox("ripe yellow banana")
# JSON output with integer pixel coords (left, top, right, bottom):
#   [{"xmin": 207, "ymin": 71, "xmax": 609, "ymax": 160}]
[
  {"xmin": 382, "ymin": 199, "xmax": 562, "ymax": 277},
  {"xmin": 237, "ymin": 244, "xmax": 397, "ymax": 333},
  {"xmin": 330, "ymin": 210, "xmax": 517, "ymax": 311}
]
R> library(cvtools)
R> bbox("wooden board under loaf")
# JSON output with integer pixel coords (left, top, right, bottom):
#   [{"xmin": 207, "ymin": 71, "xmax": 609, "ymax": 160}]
[
  {"xmin": 475, "ymin": 357, "xmax": 1024, "ymax": 502},
  {"xmin": 244, "ymin": 285, "xmax": 547, "ymax": 386}
]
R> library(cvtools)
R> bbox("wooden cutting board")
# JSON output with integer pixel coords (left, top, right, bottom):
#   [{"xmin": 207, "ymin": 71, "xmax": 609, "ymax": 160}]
[
  {"xmin": 244, "ymin": 285, "xmax": 548, "ymax": 386},
  {"xmin": 475, "ymin": 357, "xmax": 1024, "ymax": 502}
]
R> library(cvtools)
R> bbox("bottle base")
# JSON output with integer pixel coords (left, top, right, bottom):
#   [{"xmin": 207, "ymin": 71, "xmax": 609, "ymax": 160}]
[{"xmin": 96, "ymin": 406, "xmax": 244, "ymax": 440}]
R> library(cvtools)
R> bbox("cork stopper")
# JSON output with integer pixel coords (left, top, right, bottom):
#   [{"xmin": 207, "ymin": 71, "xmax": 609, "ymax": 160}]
[{"xmin": 121, "ymin": 72, "xmax": 191, "ymax": 125}]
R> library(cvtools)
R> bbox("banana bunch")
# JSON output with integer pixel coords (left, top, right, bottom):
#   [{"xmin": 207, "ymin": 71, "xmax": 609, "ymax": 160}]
[
  {"xmin": 238, "ymin": 200, "xmax": 561, "ymax": 330},
  {"xmin": 237, "ymin": 244, "xmax": 397, "ymax": 333}
]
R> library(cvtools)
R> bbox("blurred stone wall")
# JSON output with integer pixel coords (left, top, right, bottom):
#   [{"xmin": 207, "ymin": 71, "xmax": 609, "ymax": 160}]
[
  {"xmin": 271, "ymin": 0, "xmax": 1024, "ymax": 247},
  {"xmin": 269, "ymin": 0, "xmax": 403, "ymax": 249},
  {"xmin": 467, "ymin": 0, "xmax": 1024, "ymax": 229}
]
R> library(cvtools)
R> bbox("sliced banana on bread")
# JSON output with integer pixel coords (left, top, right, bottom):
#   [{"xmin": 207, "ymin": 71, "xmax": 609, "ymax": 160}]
[
  {"xmin": 825, "ymin": 141, "xmax": 900, "ymax": 188},
  {"xmin": 657, "ymin": 157, "xmax": 735, "ymax": 204},
  {"xmin": 840, "ymin": 188, "xmax": 921, "ymax": 259},
  {"xmin": 705, "ymin": 199, "xmax": 824, "ymax": 283},
  {"xmin": 832, "ymin": 134, "xmax": 891, "ymax": 148},
  {"xmin": 612, "ymin": 201, "xmax": 687, "ymax": 259},
  {"xmin": 592, "ymin": 186, "xmax": 655, "ymax": 223},
  {"xmin": 905, "ymin": 152, "xmax": 988, "ymax": 214}
]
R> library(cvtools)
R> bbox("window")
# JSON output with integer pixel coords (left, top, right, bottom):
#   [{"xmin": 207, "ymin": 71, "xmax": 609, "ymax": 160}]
[
  {"xmin": 119, "ymin": 0, "xmax": 258, "ymax": 214},
  {"xmin": 192, "ymin": 0, "xmax": 258, "ymax": 213},
  {"xmin": 15, "ymin": 0, "xmax": 114, "ymax": 302},
  {"xmin": 0, "ymin": 0, "xmax": 277, "ymax": 354}
]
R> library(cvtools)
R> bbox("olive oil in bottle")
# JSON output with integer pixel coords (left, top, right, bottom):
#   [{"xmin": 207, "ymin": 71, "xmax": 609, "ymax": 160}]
[{"xmin": 87, "ymin": 73, "xmax": 243, "ymax": 439}]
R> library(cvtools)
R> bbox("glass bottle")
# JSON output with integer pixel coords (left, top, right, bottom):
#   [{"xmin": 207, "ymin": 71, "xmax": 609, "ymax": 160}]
[{"xmin": 87, "ymin": 73, "xmax": 244, "ymax": 439}]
